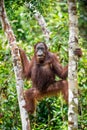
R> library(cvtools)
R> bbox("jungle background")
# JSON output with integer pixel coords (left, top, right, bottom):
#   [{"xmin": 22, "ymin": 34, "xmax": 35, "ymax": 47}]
[{"xmin": 0, "ymin": 0, "xmax": 87, "ymax": 130}]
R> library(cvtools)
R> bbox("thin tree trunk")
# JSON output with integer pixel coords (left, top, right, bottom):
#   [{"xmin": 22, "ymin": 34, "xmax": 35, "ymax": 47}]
[
  {"xmin": 68, "ymin": 0, "xmax": 79, "ymax": 130},
  {"xmin": 25, "ymin": 2, "xmax": 50, "ymax": 43},
  {"xmin": 0, "ymin": 0, "xmax": 30, "ymax": 129}
]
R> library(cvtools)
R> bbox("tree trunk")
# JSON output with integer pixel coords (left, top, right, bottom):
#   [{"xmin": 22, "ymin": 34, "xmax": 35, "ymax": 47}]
[
  {"xmin": 68, "ymin": 0, "xmax": 79, "ymax": 130},
  {"xmin": 0, "ymin": 0, "xmax": 30, "ymax": 129},
  {"xmin": 25, "ymin": 2, "xmax": 50, "ymax": 44}
]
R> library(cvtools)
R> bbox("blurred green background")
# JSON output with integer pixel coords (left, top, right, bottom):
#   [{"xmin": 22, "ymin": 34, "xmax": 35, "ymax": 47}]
[{"xmin": 0, "ymin": 0, "xmax": 87, "ymax": 130}]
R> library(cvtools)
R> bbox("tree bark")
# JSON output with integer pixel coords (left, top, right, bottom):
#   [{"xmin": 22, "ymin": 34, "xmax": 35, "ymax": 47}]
[
  {"xmin": 68, "ymin": 0, "xmax": 79, "ymax": 130},
  {"xmin": 25, "ymin": 2, "xmax": 50, "ymax": 44},
  {"xmin": 0, "ymin": 0, "xmax": 30, "ymax": 130}
]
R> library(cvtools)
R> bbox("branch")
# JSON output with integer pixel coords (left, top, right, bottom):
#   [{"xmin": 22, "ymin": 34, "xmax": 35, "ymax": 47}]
[
  {"xmin": 68, "ymin": 0, "xmax": 78, "ymax": 129},
  {"xmin": 25, "ymin": 2, "xmax": 50, "ymax": 44},
  {"xmin": 0, "ymin": 0, "xmax": 30, "ymax": 129}
]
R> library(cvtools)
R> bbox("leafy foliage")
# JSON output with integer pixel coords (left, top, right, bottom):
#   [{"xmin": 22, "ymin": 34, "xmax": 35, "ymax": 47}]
[{"xmin": 0, "ymin": 0, "xmax": 87, "ymax": 130}]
